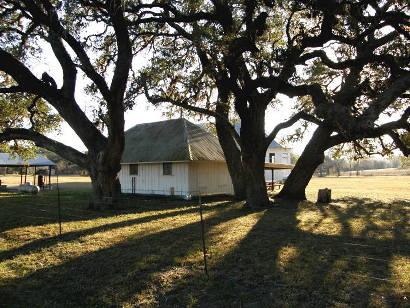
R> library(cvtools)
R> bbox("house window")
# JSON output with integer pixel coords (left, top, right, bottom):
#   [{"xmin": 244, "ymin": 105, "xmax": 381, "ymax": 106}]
[
  {"xmin": 163, "ymin": 162, "xmax": 172, "ymax": 175},
  {"xmin": 282, "ymin": 153, "xmax": 288, "ymax": 160},
  {"xmin": 269, "ymin": 153, "xmax": 275, "ymax": 163},
  {"xmin": 129, "ymin": 164, "xmax": 138, "ymax": 175}
]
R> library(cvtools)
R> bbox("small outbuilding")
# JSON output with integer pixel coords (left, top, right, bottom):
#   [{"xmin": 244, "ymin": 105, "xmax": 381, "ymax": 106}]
[
  {"xmin": 0, "ymin": 153, "xmax": 56, "ymax": 187},
  {"xmin": 264, "ymin": 140, "xmax": 292, "ymax": 182},
  {"xmin": 119, "ymin": 119, "xmax": 234, "ymax": 199},
  {"xmin": 234, "ymin": 122, "xmax": 293, "ymax": 182}
]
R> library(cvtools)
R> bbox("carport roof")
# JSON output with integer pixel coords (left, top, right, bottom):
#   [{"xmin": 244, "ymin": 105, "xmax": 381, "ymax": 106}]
[{"xmin": 0, "ymin": 153, "xmax": 56, "ymax": 167}]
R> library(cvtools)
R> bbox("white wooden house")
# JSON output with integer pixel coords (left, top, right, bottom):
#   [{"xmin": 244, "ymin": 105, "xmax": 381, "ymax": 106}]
[
  {"xmin": 264, "ymin": 140, "xmax": 292, "ymax": 182},
  {"xmin": 119, "ymin": 119, "xmax": 234, "ymax": 199},
  {"xmin": 234, "ymin": 122, "xmax": 292, "ymax": 182}
]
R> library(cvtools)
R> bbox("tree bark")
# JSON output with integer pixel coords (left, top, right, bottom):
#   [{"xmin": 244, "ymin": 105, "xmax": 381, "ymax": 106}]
[
  {"xmin": 242, "ymin": 147, "xmax": 270, "ymax": 207},
  {"xmin": 87, "ymin": 142, "xmax": 123, "ymax": 209},
  {"xmin": 89, "ymin": 164, "xmax": 103, "ymax": 207},
  {"xmin": 277, "ymin": 126, "xmax": 332, "ymax": 200},
  {"xmin": 240, "ymin": 109, "xmax": 270, "ymax": 208},
  {"xmin": 214, "ymin": 103, "xmax": 246, "ymax": 200}
]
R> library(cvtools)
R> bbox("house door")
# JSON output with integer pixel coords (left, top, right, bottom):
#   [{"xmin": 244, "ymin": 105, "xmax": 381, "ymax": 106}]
[
  {"xmin": 131, "ymin": 177, "xmax": 136, "ymax": 194},
  {"xmin": 269, "ymin": 153, "xmax": 275, "ymax": 163}
]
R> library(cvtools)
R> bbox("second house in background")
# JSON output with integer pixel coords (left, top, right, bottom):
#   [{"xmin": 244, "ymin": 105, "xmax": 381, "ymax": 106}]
[{"xmin": 234, "ymin": 122, "xmax": 292, "ymax": 182}]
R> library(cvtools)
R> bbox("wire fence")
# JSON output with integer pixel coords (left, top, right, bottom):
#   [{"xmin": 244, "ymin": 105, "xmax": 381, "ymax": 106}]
[{"xmin": 120, "ymin": 187, "xmax": 233, "ymax": 200}]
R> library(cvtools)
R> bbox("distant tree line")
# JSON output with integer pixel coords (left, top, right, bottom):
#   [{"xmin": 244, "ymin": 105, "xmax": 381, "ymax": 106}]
[
  {"xmin": 39, "ymin": 149, "xmax": 88, "ymax": 175},
  {"xmin": 314, "ymin": 155, "xmax": 406, "ymax": 177}
]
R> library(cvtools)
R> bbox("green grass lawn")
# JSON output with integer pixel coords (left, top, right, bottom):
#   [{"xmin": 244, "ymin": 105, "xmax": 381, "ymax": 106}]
[{"xmin": 0, "ymin": 176, "xmax": 409, "ymax": 307}]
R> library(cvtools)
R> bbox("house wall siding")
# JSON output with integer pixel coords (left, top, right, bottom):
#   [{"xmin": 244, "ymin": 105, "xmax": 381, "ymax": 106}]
[
  {"xmin": 265, "ymin": 148, "xmax": 292, "ymax": 181},
  {"xmin": 119, "ymin": 161, "xmax": 233, "ymax": 198},
  {"xmin": 188, "ymin": 162, "xmax": 198, "ymax": 193},
  {"xmin": 119, "ymin": 162, "xmax": 189, "ymax": 197},
  {"xmin": 188, "ymin": 161, "xmax": 234, "ymax": 196}
]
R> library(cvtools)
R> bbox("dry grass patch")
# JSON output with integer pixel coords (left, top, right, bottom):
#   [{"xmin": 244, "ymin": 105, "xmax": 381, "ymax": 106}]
[{"xmin": 306, "ymin": 175, "xmax": 410, "ymax": 201}]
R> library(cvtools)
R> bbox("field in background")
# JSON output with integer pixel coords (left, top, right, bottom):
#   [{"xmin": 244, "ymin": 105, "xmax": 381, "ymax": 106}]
[
  {"xmin": 0, "ymin": 175, "xmax": 408, "ymax": 307},
  {"xmin": 306, "ymin": 176, "xmax": 410, "ymax": 201},
  {"xmin": 339, "ymin": 168, "xmax": 410, "ymax": 177},
  {"xmin": 0, "ymin": 174, "xmax": 91, "ymax": 190}
]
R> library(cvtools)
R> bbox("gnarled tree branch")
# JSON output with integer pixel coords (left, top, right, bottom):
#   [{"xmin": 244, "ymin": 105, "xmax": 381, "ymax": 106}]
[
  {"xmin": 265, "ymin": 112, "xmax": 322, "ymax": 147},
  {"xmin": 0, "ymin": 128, "xmax": 87, "ymax": 168}
]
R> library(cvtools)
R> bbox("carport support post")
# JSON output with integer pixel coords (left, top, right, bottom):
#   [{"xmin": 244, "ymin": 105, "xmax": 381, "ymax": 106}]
[
  {"xmin": 20, "ymin": 167, "xmax": 23, "ymax": 184},
  {"xmin": 56, "ymin": 169, "xmax": 62, "ymax": 236},
  {"xmin": 24, "ymin": 166, "xmax": 27, "ymax": 183},
  {"xmin": 271, "ymin": 169, "xmax": 274, "ymax": 190},
  {"xmin": 48, "ymin": 166, "xmax": 51, "ymax": 188},
  {"xmin": 33, "ymin": 166, "xmax": 37, "ymax": 185}
]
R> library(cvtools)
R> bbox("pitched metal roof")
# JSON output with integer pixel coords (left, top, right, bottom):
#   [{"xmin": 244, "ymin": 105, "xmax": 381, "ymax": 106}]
[
  {"xmin": 121, "ymin": 118, "xmax": 226, "ymax": 163},
  {"xmin": 0, "ymin": 153, "xmax": 56, "ymax": 166},
  {"xmin": 234, "ymin": 122, "xmax": 284, "ymax": 148}
]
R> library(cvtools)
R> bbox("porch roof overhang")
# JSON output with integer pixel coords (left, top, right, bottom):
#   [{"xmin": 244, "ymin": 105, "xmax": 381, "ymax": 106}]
[{"xmin": 264, "ymin": 163, "xmax": 294, "ymax": 170}]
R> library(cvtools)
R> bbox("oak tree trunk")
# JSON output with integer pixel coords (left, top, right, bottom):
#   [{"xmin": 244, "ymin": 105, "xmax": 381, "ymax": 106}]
[
  {"xmin": 88, "ymin": 142, "xmax": 123, "ymax": 209},
  {"xmin": 242, "ymin": 148, "xmax": 270, "ymax": 207},
  {"xmin": 277, "ymin": 126, "xmax": 331, "ymax": 200},
  {"xmin": 215, "ymin": 112, "xmax": 246, "ymax": 200},
  {"xmin": 88, "ymin": 165, "xmax": 121, "ymax": 208},
  {"xmin": 240, "ymin": 109, "xmax": 270, "ymax": 208}
]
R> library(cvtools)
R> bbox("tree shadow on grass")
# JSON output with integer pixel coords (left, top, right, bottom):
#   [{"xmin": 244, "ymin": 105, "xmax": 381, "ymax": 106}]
[
  {"xmin": 0, "ymin": 189, "xmax": 235, "ymax": 232},
  {"xmin": 0, "ymin": 197, "xmax": 408, "ymax": 307},
  {"xmin": 0, "ymin": 201, "xmax": 234, "ymax": 263},
  {"xmin": 0, "ymin": 201, "xmax": 253, "ymax": 307},
  {"xmin": 330, "ymin": 197, "xmax": 410, "ymax": 243},
  {"xmin": 156, "ymin": 198, "xmax": 409, "ymax": 307},
  {"xmin": 0, "ymin": 190, "xmax": 104, "ymax": 232}
]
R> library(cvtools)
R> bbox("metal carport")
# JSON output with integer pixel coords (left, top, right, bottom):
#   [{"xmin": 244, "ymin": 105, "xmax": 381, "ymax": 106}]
[{"xmin": 0, "ymin": 153, "xmax": 56, "ymax": 187}]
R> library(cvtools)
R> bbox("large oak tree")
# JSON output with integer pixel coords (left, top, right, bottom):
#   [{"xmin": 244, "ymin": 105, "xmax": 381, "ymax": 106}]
[
  {"xmin": 0, "ymin": 0, "xmax": 146, "ymax": 206},
  {"xmin": 275, "ymin": 0, "xmax": 410, "ymax": 199},
  {"xmin": 132, "ymin": 0, "xmax": 409, "ymax": 206},
  {"xmin": 133, "ymin": 0, "xmax": 318, "ymax": 207}
]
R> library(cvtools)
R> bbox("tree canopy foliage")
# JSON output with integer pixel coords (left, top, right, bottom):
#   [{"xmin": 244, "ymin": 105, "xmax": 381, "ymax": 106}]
[
  {"xmin": 0, "ymin": 75, "xmax": 61, "ymax": 157},
  {"xmin": 0, "ymin": 0, "xmax": 147, "ymax": 205},
  {"xmin": 133, "ymin": 0, "xmax": 409, "ymax": 203}
]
